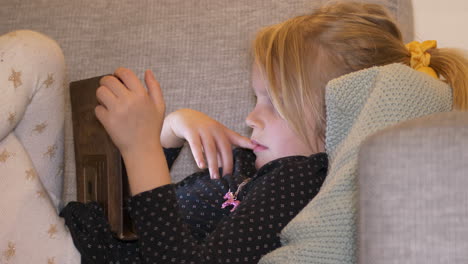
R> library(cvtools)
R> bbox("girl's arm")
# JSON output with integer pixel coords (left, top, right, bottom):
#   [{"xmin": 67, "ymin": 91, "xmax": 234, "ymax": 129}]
[
  {"xmin": 121, "ymin": 143, "xmax": 170, "ymax": 195},
  {"xmin": 95, "ymin": 67, "xmax": 170, "ymax": 195}
]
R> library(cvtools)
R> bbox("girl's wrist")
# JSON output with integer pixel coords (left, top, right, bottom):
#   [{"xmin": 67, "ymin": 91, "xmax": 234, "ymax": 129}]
[
  {"xmin": 120, "ymin": 141, "xmax": 163, "ymax": 160},
  {"xmin": 121, "ymin": 143, "xmax": 171, "ymax": 195},
  {"xmin": 161, "ymin": 112, "xmax": 185, "ymax": 148}
]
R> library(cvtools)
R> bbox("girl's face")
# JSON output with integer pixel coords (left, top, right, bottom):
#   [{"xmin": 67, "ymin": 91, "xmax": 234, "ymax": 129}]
[{"xmin": 246, "ymin": 64, "xmax": 315, "ymax": 169}]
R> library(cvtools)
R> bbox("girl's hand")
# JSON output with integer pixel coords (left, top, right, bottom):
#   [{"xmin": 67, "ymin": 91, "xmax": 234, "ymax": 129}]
[
  {"xmin": 161, "ymin": 109, "xmax": 254, "ymax": 179},
  {"xmin": 94, "ymin": 67, "xmax": 165, "ymax": 157}
]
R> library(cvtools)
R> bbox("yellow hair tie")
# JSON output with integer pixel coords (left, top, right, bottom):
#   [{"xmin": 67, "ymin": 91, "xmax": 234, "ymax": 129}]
[{"xmin": 405, "ymin": 40, "xmax": 438, "ymax": 79}]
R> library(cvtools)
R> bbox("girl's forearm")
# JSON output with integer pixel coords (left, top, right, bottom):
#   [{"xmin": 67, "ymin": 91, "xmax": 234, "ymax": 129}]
[{"xmin": 121, "ymin": 144, "xmax": 171, "ymax": 196}]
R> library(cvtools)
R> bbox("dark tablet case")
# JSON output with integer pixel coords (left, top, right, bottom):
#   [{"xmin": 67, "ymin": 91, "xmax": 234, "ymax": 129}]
[{"xmin": 70, "ymin": 76, "xmax": 136, "ymax": 240}]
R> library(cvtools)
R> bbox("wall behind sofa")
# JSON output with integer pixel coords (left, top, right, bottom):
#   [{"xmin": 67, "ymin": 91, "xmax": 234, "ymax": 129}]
[{"xmin": 413, "ymin": 0, "xmax": 468, "ymax": 51}]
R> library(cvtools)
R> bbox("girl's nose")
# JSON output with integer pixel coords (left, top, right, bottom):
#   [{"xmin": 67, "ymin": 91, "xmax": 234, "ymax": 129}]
[{"xmin": 245, "ymin": 109, "xmax": 258, "ymax": 128}]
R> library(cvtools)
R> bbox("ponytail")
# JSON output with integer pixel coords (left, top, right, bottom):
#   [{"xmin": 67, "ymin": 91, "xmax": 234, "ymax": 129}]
[{"xmin": 429, "ymin": 48, "xmax": 468, "ymax": 110}]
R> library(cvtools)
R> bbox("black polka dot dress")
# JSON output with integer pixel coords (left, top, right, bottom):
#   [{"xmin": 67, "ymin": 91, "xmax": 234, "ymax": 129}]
[{"xmin": 61, "ymin": 148, "xmax": 328, "ymax": 264}]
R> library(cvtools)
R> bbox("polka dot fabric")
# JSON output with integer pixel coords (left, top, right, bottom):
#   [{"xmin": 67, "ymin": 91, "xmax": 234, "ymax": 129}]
[{"xmin": 61, "ymin": 148, "xmax": 328, "ymax": 263}]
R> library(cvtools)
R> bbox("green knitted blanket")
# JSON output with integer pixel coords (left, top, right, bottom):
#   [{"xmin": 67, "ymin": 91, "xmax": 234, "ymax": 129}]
[{"xmin": 260, "ymin": 63, "xmax": 452, "ymax": 263}]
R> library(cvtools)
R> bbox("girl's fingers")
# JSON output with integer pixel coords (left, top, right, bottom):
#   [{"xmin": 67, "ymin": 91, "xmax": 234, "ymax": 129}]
[
  {"xmin": 144, "ymin": 69, "xmax": 165, "ymax": 107},
  {"xmin": 96, "ymin": 85, "xmax": 118, "ymax": 111},
  {"xmin": 114, "ymin": 67, "xmax": 146, "ymax": 94},
  {"xmin": 217, "ymin": 153, "xmax": 223, "ymax": 174},
  {"xmin": 201, "ymin": 135, "xmax": 219, "ymax": 179},
  {"xmin": 227, "ymin": 130, "xmax": 255, "ymax": 149},
  {"xmin": 217, "ymin": 154, "xmax": 222, "ymax": 167},
  {"xmin": 216, "ymin": 135, "xmax": 234, "ymax": 176},
  {"xmin": 99, "ymin": 75, "xmax": 128, "ymax": 98},
  {"xmin": 94, "ymin": 104, "xmax": 109, "ymax": 129},
  {"xmin": 186, "ymin": 134, "xmax": 206, "ymax": 169}
]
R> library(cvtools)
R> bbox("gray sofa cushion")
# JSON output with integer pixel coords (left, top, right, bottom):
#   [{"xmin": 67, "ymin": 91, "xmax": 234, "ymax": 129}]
[
  {"xmin": 0, "ymin": 0, "xmax": 414, "ymax": 206},
  {"xmin": 358, "ymin": 111, "xmax": 468, "ymax": 263}
]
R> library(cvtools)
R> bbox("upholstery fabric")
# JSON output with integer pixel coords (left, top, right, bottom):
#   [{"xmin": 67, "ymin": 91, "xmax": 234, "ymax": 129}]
[
  {"xmin": 260, "ymin": 63, "xmax": 452, "ymax": 263},
  {"xmin": 0, "ymin": 0, "xmax": 414, "ymax": 204},
  {"xmin": 358, "ymin": 111, "xmax": 468, "ymax": 264}
]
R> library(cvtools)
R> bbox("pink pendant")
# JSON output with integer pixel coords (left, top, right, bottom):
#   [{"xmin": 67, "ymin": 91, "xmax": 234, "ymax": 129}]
[{"xmin": 221, "ymin": 191, "xmax": 241, "ymax": 212}]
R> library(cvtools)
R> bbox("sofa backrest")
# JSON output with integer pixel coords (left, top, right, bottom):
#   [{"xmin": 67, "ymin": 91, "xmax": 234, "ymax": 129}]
[{"xmin": 0, "ymin": 0, "xmax": 414, "ymax": 203}]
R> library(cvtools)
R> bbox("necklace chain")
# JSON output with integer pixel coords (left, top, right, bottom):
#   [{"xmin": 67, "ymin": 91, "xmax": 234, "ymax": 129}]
[{"xmin": 233, "ymin": 177, "xmax": 252, "ymax": 198}]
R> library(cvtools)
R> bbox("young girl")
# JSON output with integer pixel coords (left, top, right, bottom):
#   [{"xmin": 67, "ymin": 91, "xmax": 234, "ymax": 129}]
[
  {"xmin": 63, "ymin": 64, "xmax": 328, "ymax": 263},
  {"xmin": 60, "ymin": 1, "xmax": 468, "ymax": 262},
  {"xmin": 63, "ymin": 2, "xmax": 468, "ymax": 264}
]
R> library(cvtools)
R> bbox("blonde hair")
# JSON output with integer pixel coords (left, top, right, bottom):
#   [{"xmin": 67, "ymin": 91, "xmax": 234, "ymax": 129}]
[{"xmin": 253, "ymin": 1, "xmax": 468, "ymax": 150}]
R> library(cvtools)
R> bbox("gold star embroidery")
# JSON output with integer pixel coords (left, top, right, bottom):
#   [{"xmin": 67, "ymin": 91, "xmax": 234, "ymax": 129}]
[
  {"xmin": 0, "ymin": 149, "xmax": 15, "ymax": 163},
  {"xmin": 43, "ymin": 144, "xmax": 57, "ymax": 159},
  {"xmin": 25, "ymin": 168, "xmax": 36, "ymax": 180},
  {"xmin": 37, "ymin": 190, "xmax": 46, "ymax": 198},
  {"xmin": 48, "ymin": 257, "xmax": 56, "ymax": 264},
  {"xmin": 33, "ymin": 122, "xmax": 48, "ymax": 134},
  {"xmin": 47, "ymin": 224, "xmax": 58, "ymax": 238},
  {"xmin": 7, "ymin": 112, "xmax": 16, "ymax": 126},
  {"xmin": 43, "ymin": 73, "xmax": 55, "ymax": 88},
  {"xmin": 3, "ymin": 242, "xmax": 16, "ymax": 261},
  {"xmin": 8, "ymin": 69, "xmax": 22, "ymax": 88}
]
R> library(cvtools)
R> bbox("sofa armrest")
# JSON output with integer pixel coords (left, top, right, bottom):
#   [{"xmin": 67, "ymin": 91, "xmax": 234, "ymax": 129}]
[{"xmin": 358, "ymin": 111, "xmax": 468, "ymax": 263}]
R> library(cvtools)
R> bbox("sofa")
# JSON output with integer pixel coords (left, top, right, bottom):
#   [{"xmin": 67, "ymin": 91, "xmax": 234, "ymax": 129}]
[
  {"xmin": 2, "ymin": 0, "xmax": 467, "ymax": 263},
  {"xmin": 358, "ymin": 111, "xmax": 468, "ymax": 263}
]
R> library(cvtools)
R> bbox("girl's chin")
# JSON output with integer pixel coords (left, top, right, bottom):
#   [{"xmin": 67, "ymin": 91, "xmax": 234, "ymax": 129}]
[{"xmin": 254, "ymin": 157, "xmax": 269, "ymax": 169}]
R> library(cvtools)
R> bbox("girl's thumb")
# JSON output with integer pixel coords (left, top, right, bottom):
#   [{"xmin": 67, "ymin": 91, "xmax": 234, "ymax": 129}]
[{"xmin": 145, "ymin": 69, "xmax": 164, "ymax": 105}]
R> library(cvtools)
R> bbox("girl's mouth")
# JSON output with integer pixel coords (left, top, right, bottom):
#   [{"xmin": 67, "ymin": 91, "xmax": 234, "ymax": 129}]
[{"xmin": 251, "ymin": 140, "xmax": 268, "ymax": 152}]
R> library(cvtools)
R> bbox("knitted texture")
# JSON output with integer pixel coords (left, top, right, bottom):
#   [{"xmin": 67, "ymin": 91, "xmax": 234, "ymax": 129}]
[{"xmin": 260, "ymin": 63, "xmax": 452, "ymax": 263}]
